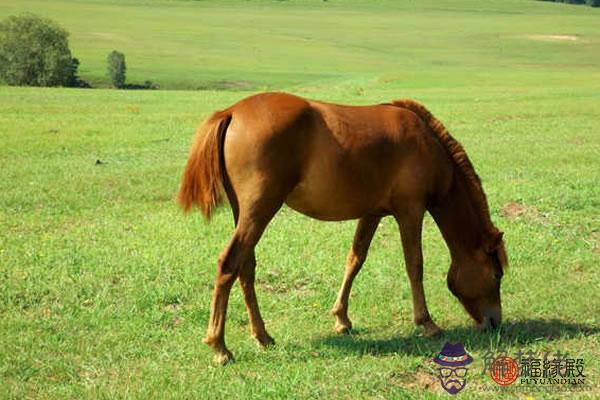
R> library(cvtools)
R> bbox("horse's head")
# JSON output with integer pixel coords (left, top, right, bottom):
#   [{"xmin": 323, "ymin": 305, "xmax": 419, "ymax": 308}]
[{"xmin": 447, "ymin": 231, "xmax": 507, "ymax": 330}]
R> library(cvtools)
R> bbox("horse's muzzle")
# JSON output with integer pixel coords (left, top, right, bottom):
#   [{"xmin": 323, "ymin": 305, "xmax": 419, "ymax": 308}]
[{"xmin": 480, "ymin": 308, "xmax": 502, "ymax": 330}]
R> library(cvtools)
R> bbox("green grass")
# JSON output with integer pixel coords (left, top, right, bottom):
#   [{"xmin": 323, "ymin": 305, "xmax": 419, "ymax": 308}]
[{"xmin": 1, "ymin": 0, "xmax": 599, "ymax": 399}]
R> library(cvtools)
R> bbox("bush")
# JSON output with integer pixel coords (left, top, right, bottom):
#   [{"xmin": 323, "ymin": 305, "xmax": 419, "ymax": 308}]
[
  {"xmin": 0, "ymin": 14, "xmax": 80, "ymax": 87},
  {"xmin": 538, "ymin": 0, "xmax": 598, "ymax": 5},
  {"xmin": 107, "ymin": 50, "xmax": 126, "ymax": 88},
  {"xmin": 65, "ymin": 57, "xmax": 90, "ymax": 88}
]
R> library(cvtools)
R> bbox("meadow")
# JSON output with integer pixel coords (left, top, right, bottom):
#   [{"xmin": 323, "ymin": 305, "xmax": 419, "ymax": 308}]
[{"xmin": 0, "ymin": 0, "xmax": 599, "ymax": 398}]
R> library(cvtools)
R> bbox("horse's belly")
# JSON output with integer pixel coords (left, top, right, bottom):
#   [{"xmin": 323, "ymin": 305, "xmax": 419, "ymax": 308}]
[
  {"xmin": 285, "ymin": 190, "xmax": 365, "ymax": 221},
  {"xmin": 284, "ymin": 170, "xmax": 386, "ymax": 221}
]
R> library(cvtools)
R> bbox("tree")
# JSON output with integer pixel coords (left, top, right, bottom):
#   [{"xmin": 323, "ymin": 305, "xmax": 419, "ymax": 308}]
[
  {"xmin": 107, "ymin": 50, "xmax": 126, "ymax": 88},
  {"xmin": 0, "ymin": 14, "xmax": 78, "ymax": 86}
]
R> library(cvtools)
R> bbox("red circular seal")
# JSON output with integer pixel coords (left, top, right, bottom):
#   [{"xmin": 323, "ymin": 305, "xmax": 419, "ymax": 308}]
[{"xmin": 489, "ymin": 356, "xmax": 519, "ymax": 386}]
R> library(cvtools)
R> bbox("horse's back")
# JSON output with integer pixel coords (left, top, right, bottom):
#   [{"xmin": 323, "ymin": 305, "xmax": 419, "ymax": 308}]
[{"xmin": 223, "ymin": 92, "xmax": 444, "ymax": 220}]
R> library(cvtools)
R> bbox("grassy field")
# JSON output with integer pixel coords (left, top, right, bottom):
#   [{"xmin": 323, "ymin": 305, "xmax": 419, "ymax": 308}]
[
  {"xmin": 1, "ymin": 0, "xmax": 599, "ymax": 399},
  {"xmin": 1, "ymin": 0, "xmax": 600, "ymax": 90}
]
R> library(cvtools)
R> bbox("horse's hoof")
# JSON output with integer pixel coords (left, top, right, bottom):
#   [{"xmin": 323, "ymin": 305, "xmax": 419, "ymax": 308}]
[
  {"xmin": 334, "ymin": 321, "xmax": 353, "ymax": 334},
  {"xmin": 255, "ymin": 334, "xmax": 275, "ymax": 348},
  {"xmin": 213, "ymin": 349, "xmax": 234, "ymax": 365},
  {"xmin": 422, "ymin": 322, "xmax": 442, "ymax": 337}
]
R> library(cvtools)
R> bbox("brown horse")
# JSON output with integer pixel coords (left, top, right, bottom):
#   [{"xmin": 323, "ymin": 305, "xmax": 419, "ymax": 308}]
[{"xmin": 179, "ymin": 92, "xmax": 508, "ymax": 364}]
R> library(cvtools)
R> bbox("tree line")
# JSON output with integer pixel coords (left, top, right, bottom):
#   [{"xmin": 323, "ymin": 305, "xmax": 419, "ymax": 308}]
[
  {"xmin": 0, "ymin": 14, "xmax": 155, "ymax": 89},
  {"xmin": 539, "ymin": 0, "xmax": 600, "ymax": 6}
]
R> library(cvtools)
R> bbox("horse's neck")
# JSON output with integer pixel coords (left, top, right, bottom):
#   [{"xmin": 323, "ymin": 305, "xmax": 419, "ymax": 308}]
[{"xmin": 429, "ymin": 171, "xmax": 489, "ymax": 261}]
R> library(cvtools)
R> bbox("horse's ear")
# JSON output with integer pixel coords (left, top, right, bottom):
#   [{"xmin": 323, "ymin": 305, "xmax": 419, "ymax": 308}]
[{"xmin": 486, "ymin": 231, "xmax": 504, "ymax": 254}]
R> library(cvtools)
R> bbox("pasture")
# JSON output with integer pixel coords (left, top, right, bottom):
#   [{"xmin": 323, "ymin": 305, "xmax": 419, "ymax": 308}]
[{"xmin": 1, "ymin": 0, "xmax": 599, "ymax": 398}]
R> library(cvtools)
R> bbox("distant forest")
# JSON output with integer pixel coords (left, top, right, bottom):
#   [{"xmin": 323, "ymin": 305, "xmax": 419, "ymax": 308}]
[{"xmin": 539, "ymin": 0, "xmax": 600, "ymax": 7}]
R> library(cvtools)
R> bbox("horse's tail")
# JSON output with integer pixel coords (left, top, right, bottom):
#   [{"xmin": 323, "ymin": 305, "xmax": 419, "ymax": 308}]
[{"xmin": 178, "ymin": 110, "xmax": 232, "ymax": 219}]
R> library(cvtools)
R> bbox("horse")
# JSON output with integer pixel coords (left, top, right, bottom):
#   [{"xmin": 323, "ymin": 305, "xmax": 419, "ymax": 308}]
[{"xmin": 178, "ymin": 92, "xmax": 508, "ymax": 364}]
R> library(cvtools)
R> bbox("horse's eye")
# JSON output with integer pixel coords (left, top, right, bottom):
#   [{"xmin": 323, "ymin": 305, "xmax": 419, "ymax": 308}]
[{"xmin": 494, "ymin": 272, "xmax": 503, "ymax": 281}]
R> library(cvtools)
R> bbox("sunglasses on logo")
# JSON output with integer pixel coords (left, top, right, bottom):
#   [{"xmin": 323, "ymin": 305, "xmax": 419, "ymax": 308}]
[{"xmin": 439, "ymin": 367, "xmax": 468, "ymax": 378}]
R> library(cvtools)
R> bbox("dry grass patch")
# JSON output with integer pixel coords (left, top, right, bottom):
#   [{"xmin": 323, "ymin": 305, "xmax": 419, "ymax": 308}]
[
  {"xmin": 501, "ymin": 202, "xmax": 551, "ymax": 224},
  {"xmin": 527, "ymin": 34, "xmax": 580, "ymax": 42}
]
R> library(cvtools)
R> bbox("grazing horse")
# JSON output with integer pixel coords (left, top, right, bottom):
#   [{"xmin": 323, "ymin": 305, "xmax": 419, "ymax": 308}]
[{"xmin": 179, "ymin": 92, "xmax": 508, "ymax": 364}]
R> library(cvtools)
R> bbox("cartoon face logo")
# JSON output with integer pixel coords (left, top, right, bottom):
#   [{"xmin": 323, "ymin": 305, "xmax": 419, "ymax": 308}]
[
  {"xmin": 438, "ymin": 365, "xmax": 469, "ymax": 394},
  {"xmin": 433, "ymin": 342, "xmax": 473, "ymax": 395}
]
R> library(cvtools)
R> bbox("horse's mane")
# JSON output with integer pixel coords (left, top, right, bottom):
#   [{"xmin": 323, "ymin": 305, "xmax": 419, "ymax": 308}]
[{"xmin": 386, "ymin": 99, "xmax": 496, "ymax": 235}]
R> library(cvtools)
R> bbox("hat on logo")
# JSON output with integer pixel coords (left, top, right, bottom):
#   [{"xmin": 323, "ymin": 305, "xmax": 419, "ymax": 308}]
[{"xmin": 432, "ymin": 342, "xmax": 473, "ymax": 367}]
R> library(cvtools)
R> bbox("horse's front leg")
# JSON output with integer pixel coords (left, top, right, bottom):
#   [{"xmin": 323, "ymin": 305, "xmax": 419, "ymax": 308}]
[
  {"xmin": 331, "ymin": 215, "xmax": 381, "ymax": 333},
  {"xmin": 395, "ymin": 206, "xmax": 442, "ymax": 337}
]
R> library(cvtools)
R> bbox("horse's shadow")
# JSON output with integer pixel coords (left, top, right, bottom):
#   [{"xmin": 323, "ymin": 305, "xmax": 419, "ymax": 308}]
[{"xmin": 314, "ymin": 319, "xmax": 598, "ymax": 357}]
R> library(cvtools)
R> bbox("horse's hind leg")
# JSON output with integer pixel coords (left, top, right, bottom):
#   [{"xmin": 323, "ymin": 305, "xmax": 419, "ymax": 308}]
[
  {"xmin": 203, "ymin": 228, "xmax": 251, "ymax": 364},
  {"xmin": 331, "ymin": 215, "xmax": 381, "ymax": 333},
  {"xmin": 395, "ymin": 205, "xmax": 441, "ymax": 337},
  {"xmin": 239, "ymin": 249, "xmax": 274, "ymax": 347},
  {"xmin": 203, "ymin": 193, "xmax": 283, "ymax": 364}
]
